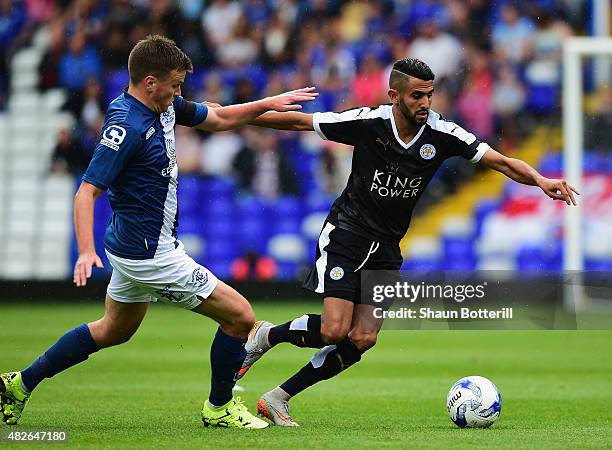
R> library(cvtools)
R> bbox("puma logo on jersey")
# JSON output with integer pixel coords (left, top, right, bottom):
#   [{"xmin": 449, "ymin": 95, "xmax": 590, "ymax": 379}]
[
  {"xmin": 376, "ymin": 138, "xmax": 391, "ymax": 151},
  {"xmin": 385, "ymin": 164, "xmax": 399, "ymax": 174}
]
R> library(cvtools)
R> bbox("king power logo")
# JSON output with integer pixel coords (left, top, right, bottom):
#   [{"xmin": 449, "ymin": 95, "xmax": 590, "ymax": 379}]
[{"xmin": 370, "ymin": 169, "xmax": 422, "ymax": 198}]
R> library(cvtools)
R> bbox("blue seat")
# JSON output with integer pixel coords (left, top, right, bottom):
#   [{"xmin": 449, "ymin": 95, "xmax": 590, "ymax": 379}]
[
  {"xmin": 526, "ymin": 84, "xmax": 557, "ymax": 115},
  {"xmin": 236, "ymin": 218, "xmax": 269, "ymax": 253},
  {"xmin": 202, "ymin": 198, "xmax": 235, "ymax": 220},
  {"xmin": 441, "ymin": 257, "xmax": 476, "ymax": 271},
  {"xmin": 443, "ymin": 237, "xmax": 475, "ymax": 260},
  {"xmin": 104, "ymin": 69, "xmax": 129, "ymax": 105},
  {"xmin": 585, "ymin": 259, "xmax": 612, "ymax": 271},
  {"xmin": 305, "ymin": 193, "xmax": 334, "ymax": 214},
  {"xmin": 538, "ymin": 153, "xmax": 563, "ymax": 175},
  {"xmin": 473, "ymin": 199, "xmax": 500, "ymax": 237},
  {"xmin": 206, "ymin": 240, "xmax": 239, "ymax": 261},
  {"xmin": 401, "ymin": 259, "xmax": 440, "ymax": 271},
  {"xmin": 273, "ymin": 196, "xmax": 303, "ymax": 218},
  {"xmin": 207, "ymin": 220, "xmax": 235, "ymax": 239},
  {"xmin": 273, "ymin": 218, "xmax": 302, "ymax": 234},
  {"xmin": 276, "ymin": 262, "xmax": 298, "ymax": 280},
  {"xmin": 204, "ymin": 177, "xmax": 237, "ymax": 197},
  {"xmin": 178, "ymin": 216, "xmax": 204, "ymax": 234},
  {"xmin": 207, "ymin": 259, "xmax": 232, "ymax": 279}
]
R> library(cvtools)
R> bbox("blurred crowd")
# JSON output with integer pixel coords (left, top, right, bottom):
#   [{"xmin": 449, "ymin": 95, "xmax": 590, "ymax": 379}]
[{"xmin": 1, "ymin": 0, "xmax": 594, "ymax": 202}]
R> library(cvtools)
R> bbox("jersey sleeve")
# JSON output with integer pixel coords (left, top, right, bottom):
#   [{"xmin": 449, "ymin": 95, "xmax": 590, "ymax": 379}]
[
  {"xmin": 430, "ymin": 115, "xmax": 489, "ymax": 163},
  {"xmin": 312, "ymin": 107, "xmax": 371, "ymax": 146},
  {"xmin": 82, "ymin": 124, "xmax": 142, "ymax": 190},
  {"xmin": 173, "ymin": 95, "xmax": 208, "ymax": 127}
]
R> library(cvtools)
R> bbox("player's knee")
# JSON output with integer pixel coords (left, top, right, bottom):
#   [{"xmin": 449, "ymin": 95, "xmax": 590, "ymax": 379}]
[
  {"xmin": 320, "ymin": 323, "xmax": 349, "ymax": 345},
  {"xmin": 223, "ymin": 306, "xmax": 255, "ymax": 339},
  {"xmin": 350, "ymin": 330, "xmax": 378, "ymax": 351},
  {"xmin": 236, "ymin": 308, "xmax": 256, "ymax": 336},
  {"xmin": 89, "ymin": 319, "xmax": 135, "ymax": 348}
]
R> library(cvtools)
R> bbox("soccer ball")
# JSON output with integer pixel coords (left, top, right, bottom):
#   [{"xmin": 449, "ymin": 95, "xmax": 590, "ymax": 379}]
[{"xmin": 446, "ymin": 376, "xmax": 502, "ymax": 428}]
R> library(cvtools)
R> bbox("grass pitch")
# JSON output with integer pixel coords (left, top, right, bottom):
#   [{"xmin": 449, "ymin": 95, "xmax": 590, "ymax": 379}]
[{"xmin": 0, "ymin": 301, "xmax": 611, "ymax": 449}]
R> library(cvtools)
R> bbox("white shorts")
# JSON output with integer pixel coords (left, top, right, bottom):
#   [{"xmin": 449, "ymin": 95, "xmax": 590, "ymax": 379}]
[{"xmin": 105, "ymin": 241, "xmax": 219, "ymax": 310}]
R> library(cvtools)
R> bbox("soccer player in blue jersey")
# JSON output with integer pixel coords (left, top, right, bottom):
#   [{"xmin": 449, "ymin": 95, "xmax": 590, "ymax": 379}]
[{"xmin": 0, "ymin": 35, "xmax": 317, "ymax": 429}]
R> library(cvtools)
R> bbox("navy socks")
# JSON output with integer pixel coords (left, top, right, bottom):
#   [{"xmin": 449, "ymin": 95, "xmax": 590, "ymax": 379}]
[
  {"xmin": 268, "ymin": 314, "xmax": 325, "ymax": 348},
  {"xmin": 280, "ymin": 337, "xmax": 363, "ymax": 397},
  {"xmin": 21, "ymin": 323, "xmax": 99, "ymax": 392},
  {"xmin": 208, "ymin": 327, "xmax": 247, "ymax": 407}
]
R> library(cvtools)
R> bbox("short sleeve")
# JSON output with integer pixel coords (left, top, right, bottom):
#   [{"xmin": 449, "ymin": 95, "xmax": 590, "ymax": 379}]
[
  {"xmin": 313, "ymin": 107, "xmax": 371, "ymax": 146},
  {"xmin": 82, "ymin": 124, "xmax": 142, "ymax": 190},
  {"xmin": 173, "ymin": 95, "xmax": 208, "ymax": 127},
  {"xmin": 429, "ymin": 113, "xmax": 489, "ymax": 163}
]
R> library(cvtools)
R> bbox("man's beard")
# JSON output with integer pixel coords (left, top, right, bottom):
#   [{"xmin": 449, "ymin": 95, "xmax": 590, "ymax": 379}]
[{"xmin": 398, "ymin": 99, "xmax": 427, "ymax": 126}]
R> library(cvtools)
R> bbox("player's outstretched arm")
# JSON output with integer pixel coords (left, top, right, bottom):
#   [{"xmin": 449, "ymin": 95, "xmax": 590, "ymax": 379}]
[
  {"xmin": 480, "ymin": 147, "xmax": 580, "ymax": 206},
  {"xmin": 195, "ymin": 87, "xmax": 317, "ymax": 132},
  {"xmin": 249, "ymin": 111, "xmax": 315, "ymax": 131},
  {"xmin": 73, "ymin": 181, "xmax": 105, "ymax": 287}
]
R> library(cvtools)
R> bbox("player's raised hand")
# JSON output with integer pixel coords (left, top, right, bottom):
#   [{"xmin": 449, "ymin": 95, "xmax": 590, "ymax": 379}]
[
  {"xmin": 538, "ymin": 177, "xmax": 580, "ymax": 205},
  {"xmin": 265, "ymin": 87, "xmax": 318, "ymax": 112},
  {"xmin": 74, "ymin": 252, "xmax": 104, "ymax": 287}
]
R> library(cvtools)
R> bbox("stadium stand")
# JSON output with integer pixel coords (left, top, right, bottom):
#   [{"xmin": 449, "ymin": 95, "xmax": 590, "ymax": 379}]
[{"xmin": 0, "ymin": 0, "xmax": 604, "ymax": 280}]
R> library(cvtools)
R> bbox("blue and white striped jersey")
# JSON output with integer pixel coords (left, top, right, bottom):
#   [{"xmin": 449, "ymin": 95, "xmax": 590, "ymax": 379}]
[{"xmin": 83, "ymin": 91, "xmax": 208, "ymax": 260}]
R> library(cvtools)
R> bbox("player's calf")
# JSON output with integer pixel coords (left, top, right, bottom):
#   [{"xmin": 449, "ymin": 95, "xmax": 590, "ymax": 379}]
[
  {"xmin": 320, "ymin": 321, "xmax": 351, "ymax": 345},
  {"xmin": 349, "ymin": 329, "xmax": 378, "ymax": 352}
]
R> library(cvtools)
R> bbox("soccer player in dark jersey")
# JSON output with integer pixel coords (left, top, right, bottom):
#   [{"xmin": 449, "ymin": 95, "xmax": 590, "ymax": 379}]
[
  {"xmin": 0, "ymin": 35, "xmax": 317, "ymax": 429},
  {"xmin": 237, "ymin": 58, "xmax": 579, "ymax": 426}
]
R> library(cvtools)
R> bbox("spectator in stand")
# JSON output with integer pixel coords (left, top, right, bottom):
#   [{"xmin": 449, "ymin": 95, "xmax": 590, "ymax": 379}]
[
  {"xmin": 78, "ymin": 78, "xmax": 104, "ymax": 129},
  {"xmin": 39, "ymin": 19, "xmax": 65, "ymax": 92},
  {"xmin": 197, "ymin": 71, "xmax": 231, "ymax": 106},
  {"xmin": 233, "ymin": 77, "xmax": 257, "ymax": 104},
  {"xmin": 58, "ymin": 29, "xmax": 102, "ymax": 103},
  {"xmin": 261, "ymin": 11, "xmax": 292, "ymax": 67},
  {"xmin": 456, "ymin": 44, "xmax": 494, "ymax": 143},
  {"xmin": 146, "ymin": 0, "xmax": 183, "ymax": 43},
  {"xmin": 585, "ymin": 87, "xmax": 612, "ymax": 153},
  {"xmin": 492, "ymin": 64, "xmax": 526, "ymax": 151},
  {"xmin": 201, "ymin": 0, "xmax": 243, "ymax": 48},
  {"xmin": 352, "ymin": 53, "xmax": 387, "ymax": 107},
  {"xmin": 216, "ymin": 13, "xmax": 260, "ymax": 67},
  {"xmin": 233, "ymin": 128, "xmax": 299, "ymax": 199},
  {"xmin": 0, "ymin": 0, "xmax": 28, "ymax": 109},
  {"xmin": 524, "ymin": 9, "xmax": 572, "ymax": 90},
  {"xmin": 201, "ymin": 131, "xmax": 243, "ymax": 177},
  {"xmin": 408, "ymin": 16, "xmax": 464, "ymax": 82},
  {"xmin": 491, "ymin": 4, "xmax": 534, "ymax": 64},
  {"xmin": 175, "ymin": 126, "xmax": 204, "ymax": 174},
  {"xmin": 50, "ymin": 128, "xmax": 91, "ymax": 175},
  {"xmin": 100, "ymin": 26, "xmax": 130, "ymax": 72}
]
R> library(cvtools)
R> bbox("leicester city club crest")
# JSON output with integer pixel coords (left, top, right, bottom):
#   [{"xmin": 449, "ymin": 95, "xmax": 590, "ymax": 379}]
[
  {"xmin": 419, "ymin": 144, "xmax": 436, "ymax": 160},
  {"xmin": 330, "ymin": 267, "xmax": 344, "ymax": 280}
]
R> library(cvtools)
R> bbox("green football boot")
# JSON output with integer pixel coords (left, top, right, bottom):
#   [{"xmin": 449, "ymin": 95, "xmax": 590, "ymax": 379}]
[
  {"xmin": 202, "ymin": 396, "xmax": 269, "ymax": 429},
  {"xmin": 1, "ymin": 372, "xmax": 31, "ymax": 425}
]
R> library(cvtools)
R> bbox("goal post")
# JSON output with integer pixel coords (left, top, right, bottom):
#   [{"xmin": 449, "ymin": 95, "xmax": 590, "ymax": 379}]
[{"xmin": 562, "ymin": 37, "xmax": 612, "ymax": 310}]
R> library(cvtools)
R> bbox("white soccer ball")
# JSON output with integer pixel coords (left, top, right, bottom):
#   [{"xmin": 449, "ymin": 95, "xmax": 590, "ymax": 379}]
[{"xmin": 446, "ymin": 376, "xmax": 502, "ymax": 428}]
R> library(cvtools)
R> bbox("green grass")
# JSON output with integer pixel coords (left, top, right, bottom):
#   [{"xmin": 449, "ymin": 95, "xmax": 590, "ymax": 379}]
[{"xmin": 1, "ymin": 301, "xmax": 611, "ymax": 449}]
